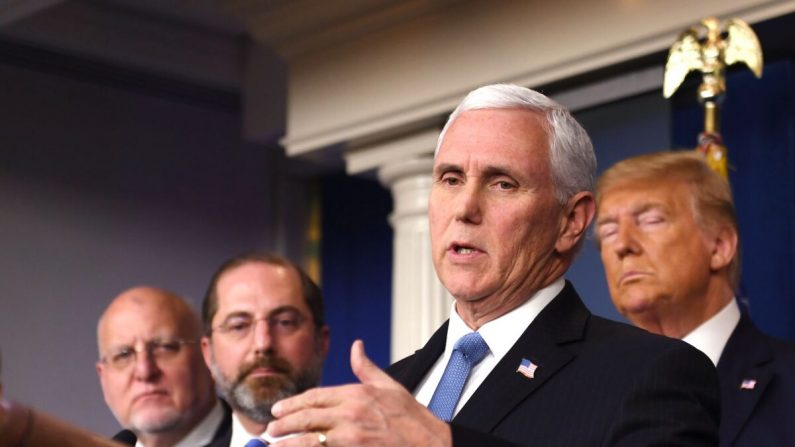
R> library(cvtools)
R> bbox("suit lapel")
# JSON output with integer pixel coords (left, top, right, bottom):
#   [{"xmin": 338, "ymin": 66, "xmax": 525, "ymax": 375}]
[
  {"xmin": 391, "ymin": 321, "xmax": 448, "ymax": 392},
  {"xmin": 453, "ymin": 282, "xmax": 588, "ymax": 432},
  {"xmin": 717, "ymin": 312, "xmax": 774, "ymax": 446}
]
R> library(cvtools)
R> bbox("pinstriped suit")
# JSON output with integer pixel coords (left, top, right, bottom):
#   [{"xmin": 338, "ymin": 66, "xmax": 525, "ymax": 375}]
[{"xmin": 388, "ymin": 282, "xmax": 720, "ymax": 447}]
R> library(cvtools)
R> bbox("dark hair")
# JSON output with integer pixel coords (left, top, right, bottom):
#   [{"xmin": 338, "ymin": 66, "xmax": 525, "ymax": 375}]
[{"xmin": 202, "ymin": 252, "xmax": 325, "ymax": 335}]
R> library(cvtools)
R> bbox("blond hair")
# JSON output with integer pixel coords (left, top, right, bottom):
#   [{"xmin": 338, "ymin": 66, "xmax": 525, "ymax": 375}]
[{"xmin": 596, "ymin": 151, "xmax": 740, "ymax": 290}]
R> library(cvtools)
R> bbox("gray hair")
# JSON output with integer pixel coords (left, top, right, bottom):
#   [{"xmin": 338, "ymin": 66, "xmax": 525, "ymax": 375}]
[{"xmin": 436, "ymin": 84, "xmax": 596, "ymax": 203}]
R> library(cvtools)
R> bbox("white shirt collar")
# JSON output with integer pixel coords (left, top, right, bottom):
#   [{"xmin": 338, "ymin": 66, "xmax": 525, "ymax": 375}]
[
  {"xmin": 682, "ymin": 298, "xmax": 741, "ymax": 366},
  {"xmin": 446, "ymin": 277, "xmax": 565, "ymax": 360},
  {"xmin": 230, "ymin": 411, "xmax": 304, "ymax": 446},
  {"xmin": 413, "ymin": 277, "xmax": 564, "ymax": 415},
  {"xmin": 134, "ymin": 400, "xmax": 224, "ymax": 447},
  {"xmin": 231, "ymin": 412, "xmax": 265, "ymax": 447}
]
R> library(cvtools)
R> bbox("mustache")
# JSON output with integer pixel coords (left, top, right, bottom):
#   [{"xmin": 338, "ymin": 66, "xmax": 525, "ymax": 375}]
[{"xmin": 235, "ymin": 355, "xmax": 293, "ymax": 383}]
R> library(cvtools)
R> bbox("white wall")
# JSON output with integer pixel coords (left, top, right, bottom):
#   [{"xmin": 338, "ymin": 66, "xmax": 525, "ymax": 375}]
[{"xmin": 0, "ymin": 55, "xmax": 302, "ymax": 435}]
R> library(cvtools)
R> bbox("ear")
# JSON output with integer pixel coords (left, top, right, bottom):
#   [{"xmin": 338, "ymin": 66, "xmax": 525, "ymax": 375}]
[
  {"xmin": 709, "ymin": 224, "xmax": 738, "ymax": 272},
  {"xmin": 319, "ymin": 325, "xmax": 331, "ymax": 358},
  {"xmin": 200, "ymin": 336, "xmax": 213, "ymax": 370},
  {"xmin": 555, "ymin": 191, "xmax": 596, "ymax": 254},
  {"xmin": 95, "ymin": 360, "xmax": 104, "ymax": 378}
]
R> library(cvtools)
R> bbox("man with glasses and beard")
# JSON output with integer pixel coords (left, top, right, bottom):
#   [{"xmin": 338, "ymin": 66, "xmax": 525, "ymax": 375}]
[{"xmin": 200, "ymin": 253, "xmax": 329, "ymax": 447}]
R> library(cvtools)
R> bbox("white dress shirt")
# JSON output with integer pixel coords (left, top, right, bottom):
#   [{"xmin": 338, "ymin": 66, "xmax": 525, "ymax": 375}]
[
  {"xmin": 230, "ymin": 413, "xmax": 263, "ymax": 447},
  {"xmin": 682, "ymin": 298, "xmax": 741, "ymax": 366},
  {"xmin": 135, "ymin": 400, "xmax": 224, "ymax": 447},
  {"xmin": 414, "ymin": 277, "xmax": 565, "ymax": 418},
  {"xmin": 230, "ymin": 412, "xmax": 303, "ymax": 446}
]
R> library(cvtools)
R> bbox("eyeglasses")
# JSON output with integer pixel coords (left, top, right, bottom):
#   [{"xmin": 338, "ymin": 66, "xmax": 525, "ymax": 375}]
[
  {"xmin": 100, "ymin": 338, "xmax": 197, "ymax": 371},
  {"xmin": 211, "ymin": 311, "xmax": 306, "ymax": 341}
]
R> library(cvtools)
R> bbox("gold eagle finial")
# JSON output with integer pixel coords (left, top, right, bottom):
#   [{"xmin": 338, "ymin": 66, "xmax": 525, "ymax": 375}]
[{"xmin": 663, "ymin": 17, "xmax": 763, "ymax": 100}]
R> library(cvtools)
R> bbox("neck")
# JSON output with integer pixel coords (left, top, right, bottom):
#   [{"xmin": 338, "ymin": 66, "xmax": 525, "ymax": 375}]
[
  {"xmin": 138, "ymin": 431, "xmax": 185, "ymax": 447},
  {"xmin": 137, "ymin": 396, "xmax": 216, "ymax": 447},
  {"xmin": 456, "ymin": 270, "xmax": 564, "ymax": 330},
  {"xmin": 238, "ymin": 414, "xmax": 270, "ymax": 437},
  {"xmin": 631, "ymin": 278, "xmax": 734, "ymax": 339}
]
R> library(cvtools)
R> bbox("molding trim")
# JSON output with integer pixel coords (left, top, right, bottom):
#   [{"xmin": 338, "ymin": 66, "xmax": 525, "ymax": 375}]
[
  {"xmin": 282, "ymin": 1, "xmax": 795, "ymax": 157},
  {"xmin": 346, "ymin": 128, "xmax": 439, "ymax": 175}
]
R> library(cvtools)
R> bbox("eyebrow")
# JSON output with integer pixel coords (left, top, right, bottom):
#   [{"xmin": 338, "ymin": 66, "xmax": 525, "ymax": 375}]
[
  {"xmin": 433, "ymin": 162, "xmax": 521, "ymax": 179},
  {"xmin": 221, "ymin": 305, "xmax": 303, "ymax": 321},
  {"xmin": 481, "ymin": 165, "xmax": 518, "ymax": 179},
  {"xmin": 596, "ymin": 202, "xmax": 666, "ymax": 226},
  {"xmin": 433, "ymin": 162, "xmax": 462, "ymax": 176}
]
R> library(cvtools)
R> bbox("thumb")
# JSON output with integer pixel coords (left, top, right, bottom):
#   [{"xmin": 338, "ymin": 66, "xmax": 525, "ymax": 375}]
[{"xmin": 350, "ymin": 339, "xmax": 399, "ymax": 389}]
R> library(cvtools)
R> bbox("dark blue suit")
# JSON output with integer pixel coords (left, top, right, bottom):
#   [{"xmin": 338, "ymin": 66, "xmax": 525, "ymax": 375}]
[
  {"xmin": 388, "ymin": 282, "xmax": 720, "ymax": 447},
  {"xmin": 717, "ymin": 311, "xmax": 795, "ymax": 447}
]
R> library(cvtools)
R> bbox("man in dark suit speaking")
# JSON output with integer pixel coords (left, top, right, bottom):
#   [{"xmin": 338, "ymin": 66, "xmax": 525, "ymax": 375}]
[
  {"xmin": 596, "ymin": 151, "xmax": 795, "ymax": 446},
  {"xmin": 265, "ymin": 84, "xmax": 720, "ymax": 446}
]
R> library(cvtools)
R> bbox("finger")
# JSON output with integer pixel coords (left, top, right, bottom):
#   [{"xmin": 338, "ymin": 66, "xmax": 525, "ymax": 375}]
[
  {"xmin": 272, "ymin": 384, "xmax": 354, "ymax": 417},
  {"xmin": 267, "ymin": 407, "xmax": 334, "ymax": 438},
  {"xmin": 270, "ymin": 431, "xmax": 327, "ymax": 447},
  {"xmin": 350, "ymin": 340, "xmax": 402, "ymax": 390}
]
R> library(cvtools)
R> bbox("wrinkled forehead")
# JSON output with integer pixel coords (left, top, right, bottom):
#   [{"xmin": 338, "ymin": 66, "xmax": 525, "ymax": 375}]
[
  {"xmin": 597, "ymin": 179, "xmax": 695, "ymax": 216},
  {"xmin": 435, "ymin": 110, "xmax": 553, "ymax": 186},
  {"xmin": 214, "ymin": 262, "xmax": 307, "ymax": 320},
  {"xmin": 98, "ymin": 298, "xmax": 195, "ymax": 351}
]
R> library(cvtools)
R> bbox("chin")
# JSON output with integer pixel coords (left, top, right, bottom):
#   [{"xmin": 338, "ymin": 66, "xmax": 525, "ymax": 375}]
[
  {"xmin": 442, "ymin": 274, "xmax": 487, "ymax": 299},
  {"xmin": 621, "ymin": 297, "xmax": 663, "ymax": 323},
  {"xmin": 129, "ymin": 407, "xmax": 182, "ymax": 433}
]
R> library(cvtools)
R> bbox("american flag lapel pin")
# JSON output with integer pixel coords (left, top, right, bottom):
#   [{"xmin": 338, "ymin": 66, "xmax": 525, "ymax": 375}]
[
  {"xmin": 516, "ymin": 358, "xmax": 538, "ymax": 379},
  {"xmin": 740, "ymin": 379, "xmax": 757, "ymax": 390}
]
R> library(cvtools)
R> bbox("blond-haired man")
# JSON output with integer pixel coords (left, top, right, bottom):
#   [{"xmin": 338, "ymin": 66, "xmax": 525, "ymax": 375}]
[{"xmin": 596, "ymin": 151, "xmax": 795, "ymax": 447}]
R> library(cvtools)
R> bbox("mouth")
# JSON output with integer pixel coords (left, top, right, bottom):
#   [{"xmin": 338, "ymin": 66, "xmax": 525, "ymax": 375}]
[
  {"xmin": 246, "ymin": 367, "xmax": 284, "ymax": 379},
  {"xmin": 448, "ymin": 241, "xmax": 483, "ymax": 256},
  {"xmin": 237, "ymin": 356, "xmax": 292, "ymax": 383},
  {"xmin": 132, "ymin": 390, "xmax": 168, "ymax": 404},
  {"xmin": 619, "ymin": 270, "xmax": 648, "ymax": 285}
]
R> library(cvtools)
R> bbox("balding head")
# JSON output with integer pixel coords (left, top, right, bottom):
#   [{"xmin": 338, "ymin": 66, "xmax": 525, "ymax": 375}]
[
  {"xmin": 97, "ymin": 286, "xmax": 216, "ymax": 447},
  {"xmin": 97, "ymin": 287, "xmax": 203, "ymax": 354}
]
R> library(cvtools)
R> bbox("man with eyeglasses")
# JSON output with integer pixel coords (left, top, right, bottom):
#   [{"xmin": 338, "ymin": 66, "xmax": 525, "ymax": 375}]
[
  {"xmin": 96, "ymin": 286, "xmax": 229, "ymax": 447},
  {"xmin": 200, "ymin": 253, "xmax": 329, "ymax": 447}
]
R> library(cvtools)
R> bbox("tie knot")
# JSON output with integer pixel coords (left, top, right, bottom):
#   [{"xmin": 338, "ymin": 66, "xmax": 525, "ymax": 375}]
[
  {"xmin": 245, "ymin": 439, "xmax": 268, "ymax": 447},
  {"xmin": 453, "ymin": 332, "xmax": 489, "ymax": 365}
]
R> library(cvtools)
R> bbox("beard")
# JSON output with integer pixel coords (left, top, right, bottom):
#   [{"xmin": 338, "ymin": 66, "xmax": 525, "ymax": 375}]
[{"xmin": 210, "ymin": 352, "xmax": 323, "ymax": 424}]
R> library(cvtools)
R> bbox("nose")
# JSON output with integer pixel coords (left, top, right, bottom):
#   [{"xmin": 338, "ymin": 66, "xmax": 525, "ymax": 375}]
[
  {"xmin": 613, "ymin": 223, "xmax": 641, "ymax": 259},
  {"xmin": 453, "ymin": 182, "xmax": 482, "ymax": 224},
  {"xmin": 252, "ymin": 318, "xmax": 274, "ymax": 356},
  {"xmin": 132, "ymin": 350, "xmax": 161, "ymax": 382}
]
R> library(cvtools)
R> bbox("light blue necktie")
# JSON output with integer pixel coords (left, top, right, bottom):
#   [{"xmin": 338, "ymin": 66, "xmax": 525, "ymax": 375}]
[
  {"xmin": 245, "ymin": 439, "xmax": 268, "ymax": 447},
  {"xmin": 427, "ymin": 331, "xmax": 490, "ymax": 421}
]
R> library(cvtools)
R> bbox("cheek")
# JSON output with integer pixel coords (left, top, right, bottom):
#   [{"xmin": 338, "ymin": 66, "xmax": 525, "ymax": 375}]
[
  {"xmin": 162, "ymin": 368, "xmax": 197, "ymax": 407},
  {"xmin": 101, "ymin": 375, "xmax": 134, "ymax": 418},
  {"xmin": 211, "ymin": 344, "xmax": 246, "ymax": 376},
  {"xmin": 428, "ymin": 206, "xmax": 446, "ymax": 240},
  {"xmin": 600, "ymin": 254, "xmax": 621, "ymax": 280},
  {"xmin": 278, "ymin": 334, "xmax": 320, "ymax": 365},
  {"xmin": 101, "ymin": 376, "xmax": 124, "ymax": 405}
]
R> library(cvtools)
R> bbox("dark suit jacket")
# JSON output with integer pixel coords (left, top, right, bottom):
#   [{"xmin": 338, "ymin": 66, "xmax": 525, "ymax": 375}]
[
  {"xmin": 388, "ymin": 282, "xmax": 720, "ymax": 447},
  {"xmin": 113, "ymin": 400, "xmax": 232, "ymax": 447},
  {"xmin": 717, "ymin": 311, "xmax": 795, "ymax": 447}
]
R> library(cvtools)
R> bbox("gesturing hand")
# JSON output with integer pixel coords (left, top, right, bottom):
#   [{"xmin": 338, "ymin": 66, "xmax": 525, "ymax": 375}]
[{"xmin": 266, "ymin": 340, "xmax": 451, "ymax": 447}]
